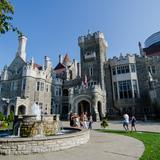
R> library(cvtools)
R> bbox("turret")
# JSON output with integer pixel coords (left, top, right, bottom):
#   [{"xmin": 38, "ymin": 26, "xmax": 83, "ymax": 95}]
[{"xmin": 78, "ymin": 31, "xmax": 108, "ymax": 90}]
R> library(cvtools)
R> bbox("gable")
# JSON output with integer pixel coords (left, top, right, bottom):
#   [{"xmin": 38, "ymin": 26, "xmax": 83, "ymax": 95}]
[{"xmin": 8, "ymin": 56, "xmax": 26, "ymax": 72}]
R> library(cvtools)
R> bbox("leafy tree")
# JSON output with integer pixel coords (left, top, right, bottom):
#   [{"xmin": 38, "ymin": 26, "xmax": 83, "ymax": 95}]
[{"xmin": 0, "ymin": 0, "xmax": 22, "ymax": 35}]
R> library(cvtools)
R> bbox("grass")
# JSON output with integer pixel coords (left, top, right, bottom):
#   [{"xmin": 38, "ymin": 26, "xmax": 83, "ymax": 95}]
[{"xmin": 97, "ymin": 129, "xmax": 160, "ymax": 160}]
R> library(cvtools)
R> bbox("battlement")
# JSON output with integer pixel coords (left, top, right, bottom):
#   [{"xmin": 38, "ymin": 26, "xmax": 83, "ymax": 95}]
[
  {"xmin": 78, "ymin": 31, "xmax": 108, "ymax": 47},
  {"xmin": 108, "ymin": 53, "xmax": 137, "ymax": 65}
]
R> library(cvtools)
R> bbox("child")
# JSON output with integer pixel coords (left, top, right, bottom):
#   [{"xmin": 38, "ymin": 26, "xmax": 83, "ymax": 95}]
[{"xmin": 131, "ymin": 116, "xmax": 137, "ymax": 131}]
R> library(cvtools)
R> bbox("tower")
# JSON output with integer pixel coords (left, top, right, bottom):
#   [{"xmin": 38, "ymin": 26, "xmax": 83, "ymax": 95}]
[{"xmin": 78, "ymin": 31, "xmax": 108, "ymax": 90}]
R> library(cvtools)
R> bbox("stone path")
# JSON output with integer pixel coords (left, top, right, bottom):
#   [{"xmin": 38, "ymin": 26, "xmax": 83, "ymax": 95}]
[
  {"xmin": 0, "ymin": 121, "xmax": 147, "ymax": 160},
  {"xmin": 106, "ymin": 121, "xmax": 160, "ymax": 133}
]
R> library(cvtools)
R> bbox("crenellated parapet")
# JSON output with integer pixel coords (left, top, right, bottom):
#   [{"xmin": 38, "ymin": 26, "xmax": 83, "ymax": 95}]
[
  {"xmin": 78, "ymin": 31, "xmax": 108, "ymax": 48},
  {"xmin": 108, "ymin": 53, "xmax": 137, "ymax": 66}
]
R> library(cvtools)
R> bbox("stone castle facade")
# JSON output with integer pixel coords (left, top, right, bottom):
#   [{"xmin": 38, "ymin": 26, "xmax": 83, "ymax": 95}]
[{"xmin": 0, "ymin": 31, "xmax": 160, "ymax": 120}]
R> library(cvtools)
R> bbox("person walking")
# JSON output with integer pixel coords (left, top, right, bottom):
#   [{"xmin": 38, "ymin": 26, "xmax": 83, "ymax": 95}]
[
  {"xmin": 131, "ymin": 116, "xmax": 137, "ymax": 131},
  {"xmin": 88, "ymin": 115, "xmax": 93, "ymax": 130},
  {"xmin": 123, "ymin": 113, "xmax": 129, "ymax": 131}
]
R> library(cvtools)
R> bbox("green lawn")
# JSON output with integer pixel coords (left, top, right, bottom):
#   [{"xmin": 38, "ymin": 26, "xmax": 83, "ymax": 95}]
[{"xmin": 98, "ymin": 129, "xmax": 160, "ymax": 160}]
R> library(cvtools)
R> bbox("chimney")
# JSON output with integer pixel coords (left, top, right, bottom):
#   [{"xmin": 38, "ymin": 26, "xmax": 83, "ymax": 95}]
[
  {"xmin": 59, "ymin": 54, "xmax": 63, "ymax": 63},
  {"xmin": 44, "ymin": 56, "xmax": 52, "ymax": 69},
  {"xmin": 17, "ymin": 35, "xmax": 27, "ymax": 62}
]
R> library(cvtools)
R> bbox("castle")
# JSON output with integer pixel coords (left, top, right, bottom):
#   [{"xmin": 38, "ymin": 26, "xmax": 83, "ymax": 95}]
[{"xmin": 0, "ymin": 31, "xmax": 160, "ymax": 120}]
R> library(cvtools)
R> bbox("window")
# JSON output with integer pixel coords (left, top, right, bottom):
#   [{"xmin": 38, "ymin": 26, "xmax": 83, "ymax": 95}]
[
  {"xmin": 125, "ymin": 65, "xmax": 129, "ymax": 73},
  {"xmin": 22, "ymin": 79, "xmax": 26, "ymax": 90},
  {"xmin": 10, "ymin": 81, "xmax": 17, "ymax": 91},
  {"xmin": 148, "ymin": 65, "xmax": 156, "ymax": 74},
  {"xmin": 11, "ymin": 81, "xmax": 14, "ymax": 91},
  {"xmin": 116, "ymin": 65, "xmax": 130, "ymax": 74},
  {"xmin": 39, "ymin": 103, "xmax": 43, "ymax": 110},
  {"xmin": 118, "ymin": 80, "xmax": 132, "ymax": 99},
  {"xmin": 59, "ymin": 88, "xmax": 61, "ymax": 96},
  {"xmin": 14, "ymin": 81, "xmax": 17, "ymax": 90},
  {"xmin": 112, "ymin": 67, "xmax": 116, "ymax": 75},
  {"xmin": 40, "ymin": 82, "xmax": 44, "ymax": 91},
  {"xmin": 132, "ymin": 80, "xmax": 138, "ymax": 98},
  {"xmin": 37, "ymin": 81, "xmax": 40, "ymax": 91},
  {"xmin": 51, "ymin": 98, "xmax": 54, "ymax": 106},
  {"xmin": 90, "ymin": 67, "xmax": 93, "ymax": 76},
  {"xmin": 113, "ymin": 82, "xmax": 118, "ymax": 100},
  {"xmin": 55, "ymin": 87, "xmax": 59, "ymax": 96},
  {"xmin": 46, "ymin": 84, "xmax": 49, "ymax": 92},
  {"xmin": 131, "ymin": 64, "xmax": 136, "ymax": 72},
  {"xmin": 117, "ymin": 66, "xmax": 121, "ymax": 74},
  {"xmin": 152, "ymin": 66, "xmax": 156, "ymax": 74}
]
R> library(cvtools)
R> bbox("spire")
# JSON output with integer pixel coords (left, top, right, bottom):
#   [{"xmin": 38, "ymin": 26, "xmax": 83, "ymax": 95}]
[
  {"xmin": 138, "ymin": 41, "xmax": 144, "ymax": 56},
  {"xmin": 63, "ymin": 53, "xmax": 71, "ymax": 66}
]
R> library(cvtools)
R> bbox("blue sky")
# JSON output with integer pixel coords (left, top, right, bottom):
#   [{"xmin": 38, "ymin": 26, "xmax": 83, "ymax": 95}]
[{"xmin": 0, "ymin": 0, "xmax": 160, "ymax": 69}]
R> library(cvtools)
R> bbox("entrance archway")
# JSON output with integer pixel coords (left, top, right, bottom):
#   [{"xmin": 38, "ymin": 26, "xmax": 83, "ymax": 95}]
[
  {"xmin": 63, "ymin": 89, "xmax": 68, "ymax": 96},
  {"xmin": 18, "ymin": 105, "xmax": 26, "ymax": 115},
  {"xmin": 97, "ymin": 101, "xmax": 102, "ymax": 120},
  {"xmin": 78, "ymin": 100, "xmax": 90, "ymax": 115}
]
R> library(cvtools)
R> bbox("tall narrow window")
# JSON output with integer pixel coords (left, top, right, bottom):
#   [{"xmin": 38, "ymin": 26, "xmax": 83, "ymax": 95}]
[
  {"xmin": 148, "ymin": 65, "xmax": 156, "ymax": 74},
  {"xmin": 118, "ymin": 80, "xmax": 132, "ymax": 99},
  {"xmin": 14, "ymin": 81, "xmax": 17, "ymax": 90},
  {"xmin": 117, "ymin": 66, "xmax": 121, "ymax": 74},
  {"xmin": 22, "ymin": 79, "xmax": 26, "ymax": 90},
  {"xmin": 11, "ymin": 81, "xmax": 15, "ymax": 91},
  {"xmin": 37, "ymin": 81, "xmax": 40, "ymax": 91},
  {"xmin": 113, "ymin": 82, "xmax": 118, "ymax": 100},
  {"xmin": 40, "ymin": 82, "xmax": 44, "ymax": 91},
  {"xmin": 90, "ymin": 67, "xmax": 93, "ymax": 76},
  {"xmin": 46, "ymin": 84, "xmax": 49, "ymax": 92},
  {"xmin": 152, "ymin": 66, "xmax": 156, "ymax": 74},
  {"xmin": 132, "ymin": 80, "xmax": 138, "ymax": 98},
  {"xmin": 131, "ymin": 64, "xmax": 135, "ymax": 72},
  {"xmin": 112, "ymin": 67, "xmax": 116, "ymax": 75},
  {"xmin": 55, "ymin": 87, "xmax": 59, "ymax": 96}
]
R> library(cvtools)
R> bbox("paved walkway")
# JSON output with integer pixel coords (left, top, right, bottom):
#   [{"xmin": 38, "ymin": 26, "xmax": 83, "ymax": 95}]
[
  {"xmin": 92, "ymin": 120, "xmax": 160, "ymax": 133},
  {"xmin": 0, "ymin": 121, "xmax": 149, "ymax": 160}
]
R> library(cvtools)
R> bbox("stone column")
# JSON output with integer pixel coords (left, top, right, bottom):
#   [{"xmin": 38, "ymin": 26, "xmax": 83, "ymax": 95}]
[
  {"xmin": 92, "ymin": 96, "xmax": 100, "ymax": 121},
  {"xmin": 7, "ymin": 105, "xmax": 10, "ymax": 117}
]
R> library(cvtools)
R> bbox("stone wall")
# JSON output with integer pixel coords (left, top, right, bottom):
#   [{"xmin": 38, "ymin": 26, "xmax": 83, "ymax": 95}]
[{"xmin": 0, "ymin": 128, "xmax": 90, "ymax": 155}]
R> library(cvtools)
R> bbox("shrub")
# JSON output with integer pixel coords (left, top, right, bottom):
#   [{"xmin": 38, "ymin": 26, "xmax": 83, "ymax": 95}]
[
  {"xmin": 101, "ymin": 117, "xmax": 108, "ymax": 128},
  {"xmin": 0, "ymin": 112, "xmax": 5, "ymax": 121},
  {"xmin": 7, "ymin": 111, "xmax": 14, "ymax": 122}
]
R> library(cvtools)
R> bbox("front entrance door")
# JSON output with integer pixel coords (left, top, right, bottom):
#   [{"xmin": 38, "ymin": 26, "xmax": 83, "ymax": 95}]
[{"xmin": 78, "ymin": 100, "xmax": 90, "ymax": 115}]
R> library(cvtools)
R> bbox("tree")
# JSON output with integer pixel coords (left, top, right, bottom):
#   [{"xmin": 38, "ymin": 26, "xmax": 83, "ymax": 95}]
[{"xmin": 0, "ymin": 0, "xmax": 22, "ymax": 35}]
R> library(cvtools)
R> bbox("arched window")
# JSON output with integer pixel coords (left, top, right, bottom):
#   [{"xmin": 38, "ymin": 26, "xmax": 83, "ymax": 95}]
[{"xmin": 18, "ymin": 105, "xmax": 26, "ymax": 115}]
